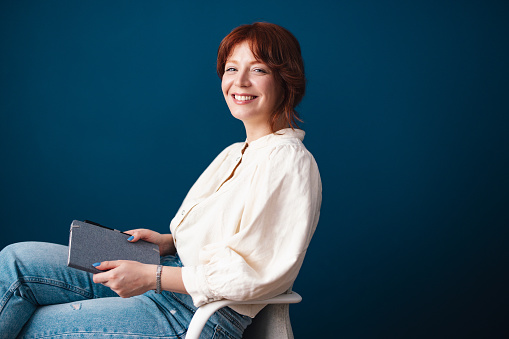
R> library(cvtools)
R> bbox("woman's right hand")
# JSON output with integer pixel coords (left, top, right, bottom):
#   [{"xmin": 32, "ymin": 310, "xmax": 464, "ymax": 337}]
[{"xmin": 124, "ymin": 229, "xmax": 176, "ymax": 256}]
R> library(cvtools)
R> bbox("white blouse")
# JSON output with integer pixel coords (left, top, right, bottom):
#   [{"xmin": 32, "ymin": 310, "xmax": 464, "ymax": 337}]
[{"xmin": 170, "ymin": 128, "xmax": 322, "ymax": 317}]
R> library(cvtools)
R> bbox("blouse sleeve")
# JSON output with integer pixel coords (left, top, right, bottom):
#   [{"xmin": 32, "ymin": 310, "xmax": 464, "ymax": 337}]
[{"xmin": 181, "ymin": 144, "xmax": 322, "ymax": 306}]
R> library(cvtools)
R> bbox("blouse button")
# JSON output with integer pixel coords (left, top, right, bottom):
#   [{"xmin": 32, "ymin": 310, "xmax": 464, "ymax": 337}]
[
  {"xmin": 181, "ymin": 209, "xmax": 185, "ymax": 215},
  {"xmin": 235, "ymin": 157, "xmax": 241, "ymax": 161}
]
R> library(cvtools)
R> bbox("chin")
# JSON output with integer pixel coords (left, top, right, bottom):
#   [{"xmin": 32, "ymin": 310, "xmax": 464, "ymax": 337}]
[{"xmin": 230, "ymin": 109, "xmax": 260, "ymax": 122}]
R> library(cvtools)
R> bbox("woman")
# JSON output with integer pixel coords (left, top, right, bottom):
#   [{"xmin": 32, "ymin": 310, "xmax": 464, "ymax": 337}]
[{"xmin": 0, "ymin": 22, "xmax": 321, "ymax": 338}]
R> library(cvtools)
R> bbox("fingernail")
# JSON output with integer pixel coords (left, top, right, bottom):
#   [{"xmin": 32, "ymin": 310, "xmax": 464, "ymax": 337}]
[
  {"xmin": 127, "ymin": 236, "xmax": 134, "ymax": 241},
  {"xmin": 92, "ymin": 262, "xmax": 101, "ymax": 267}
]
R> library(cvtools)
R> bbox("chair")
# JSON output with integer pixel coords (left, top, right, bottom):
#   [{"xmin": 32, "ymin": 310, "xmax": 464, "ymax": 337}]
[{"xmin": 185, "ymin": 291, "xmax": 302, "ymax": 339}]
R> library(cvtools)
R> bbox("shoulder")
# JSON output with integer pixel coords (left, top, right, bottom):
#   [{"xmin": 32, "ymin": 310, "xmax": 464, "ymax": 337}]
[
  {"xmin": 268, "ymin": 138, "xmax": 317, "ymax": 167},
  {"xmin": 259, "ymin": 140, "xmax": 320, "ymax": 186},
  {"xmin": 248, "ymin": 133, "xmax": 322, "ymax": 195},
  {"xmin": 258, "ymin": 139, "xmax": 322, "ymax": 198}
]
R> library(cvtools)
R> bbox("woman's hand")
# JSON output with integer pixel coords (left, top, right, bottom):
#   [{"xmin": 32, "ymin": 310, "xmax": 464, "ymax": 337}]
[
  {"xmin": 92, "ymin": 261, "xmax": 155, "ymax": 298},
  {"xmin": 124, "ymin": 229, "xmax": 176, "ymax": 256}
]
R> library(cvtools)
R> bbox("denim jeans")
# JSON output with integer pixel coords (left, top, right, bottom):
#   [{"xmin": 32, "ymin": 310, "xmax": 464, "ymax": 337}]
[{"xmin": 0, "ymin": 242, "xmax": 251, "ymax": 338}]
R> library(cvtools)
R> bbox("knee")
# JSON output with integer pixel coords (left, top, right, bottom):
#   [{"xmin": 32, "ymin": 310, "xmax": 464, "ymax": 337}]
[
  {"xmin": 0, "ymin": 242, "xmax": 34, "ymax": 263},
  {"xmin": 0, "ymin": 242, "xmax": 57, "ymax": 265}
]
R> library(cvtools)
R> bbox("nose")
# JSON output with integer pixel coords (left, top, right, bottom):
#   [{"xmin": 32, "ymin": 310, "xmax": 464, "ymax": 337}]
[{"xmin": 234, "ymin": 69, "xmax": 251, "ymax": 87}]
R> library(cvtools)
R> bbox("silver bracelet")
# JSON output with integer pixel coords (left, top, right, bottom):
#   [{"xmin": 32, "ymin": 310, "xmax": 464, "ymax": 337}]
[{"xmin": 155, "ymin": 265, "xmax": 163, "ymax": 294}]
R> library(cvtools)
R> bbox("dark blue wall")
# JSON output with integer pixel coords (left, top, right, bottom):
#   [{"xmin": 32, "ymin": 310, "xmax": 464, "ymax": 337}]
[{"xmin": 1, "ymin": 0, "xmax": 508, "ymax": 337}]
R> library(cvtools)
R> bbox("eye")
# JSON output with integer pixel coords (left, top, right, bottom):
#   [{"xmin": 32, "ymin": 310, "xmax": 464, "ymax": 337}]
[
  {"xmin": 225, "ymin": 67, "xmax": 237, "ymax": 72},
  {"xmin": 254, "ymin": 68, "xmax": 268, "ymax": 74}
]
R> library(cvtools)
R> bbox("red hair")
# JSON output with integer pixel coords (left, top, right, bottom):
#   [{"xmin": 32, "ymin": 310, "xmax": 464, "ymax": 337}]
[{"xmin": 217, "ymin": 22, "xmax": 306, "ymax": 132}]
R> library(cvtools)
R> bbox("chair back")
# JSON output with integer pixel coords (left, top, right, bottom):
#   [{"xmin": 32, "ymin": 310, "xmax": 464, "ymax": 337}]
[{"xmin": 242, "ymin": 302, "xmax": 294, "ymax": 339}]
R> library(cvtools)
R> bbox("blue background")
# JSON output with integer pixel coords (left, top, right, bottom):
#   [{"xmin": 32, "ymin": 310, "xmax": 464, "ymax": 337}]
[{"xmin": 1, "ymin": 0, "xmax": 508, "ymax": 337}]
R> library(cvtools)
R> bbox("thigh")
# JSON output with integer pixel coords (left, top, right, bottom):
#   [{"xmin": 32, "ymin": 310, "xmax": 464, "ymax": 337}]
[
  {"xmin": 1, "ymin": 241, "xmax": 116, "ymax": 305},
  {"xmin": 18, "ymin": 295, "xmax": 190, "ymax": 338}
]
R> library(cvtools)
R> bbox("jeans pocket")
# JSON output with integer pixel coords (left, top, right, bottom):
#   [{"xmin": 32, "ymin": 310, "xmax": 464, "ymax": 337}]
[{"xmin": 210, "ymin": 324, "xmax": 233, "ymax": 339}]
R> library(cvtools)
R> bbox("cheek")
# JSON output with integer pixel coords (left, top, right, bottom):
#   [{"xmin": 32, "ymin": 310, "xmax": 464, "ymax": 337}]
[
  {"xmin": 263, "ymin": 79, "xmax": 280, "ymax": 103},
  {"xmin": 221, "ymin": 78, "xmax": 231, "ymax": 96}
]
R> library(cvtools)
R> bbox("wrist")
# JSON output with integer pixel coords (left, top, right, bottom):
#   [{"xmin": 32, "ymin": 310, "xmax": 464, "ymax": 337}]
[{"xmin": 144, "ymin": 265, "xmax": 157, "ymax": 291}]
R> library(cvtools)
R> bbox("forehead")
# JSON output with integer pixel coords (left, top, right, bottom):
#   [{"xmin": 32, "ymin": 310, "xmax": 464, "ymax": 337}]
[{"xmin": 226, "ymin": 41, "xmax": 259, "ymax": 62}]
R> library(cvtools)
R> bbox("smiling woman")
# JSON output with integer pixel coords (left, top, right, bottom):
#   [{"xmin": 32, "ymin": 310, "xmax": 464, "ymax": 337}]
[
  {"xmin": 0, "ymin": 22, "xmax": 321, "ymax": 339},
  {"xmin": 217, "ymin": 22, "xmax": 306, "ymax": 139},
  {"xmin": 221, "ymin": 41, "xmax": 282, "ymax": 140}
]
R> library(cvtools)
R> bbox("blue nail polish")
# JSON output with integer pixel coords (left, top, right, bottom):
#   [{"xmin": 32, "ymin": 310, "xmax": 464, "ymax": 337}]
[
  {"xmin": 92, "ymin": 262, "xmax": 101, "ymax": 267},
  {"xmin": 127, "ymin": 236, "xmax": 134, "ymax": 241}
]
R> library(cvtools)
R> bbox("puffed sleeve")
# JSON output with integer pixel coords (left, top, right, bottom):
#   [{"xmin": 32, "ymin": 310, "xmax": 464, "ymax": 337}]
[{"xmin": 181, "ymin": 144, "xmax": 322, "ymax": 306}]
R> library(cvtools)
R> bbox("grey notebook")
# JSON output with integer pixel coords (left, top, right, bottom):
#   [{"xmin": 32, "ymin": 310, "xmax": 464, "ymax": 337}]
[{"xmin": 67, "ymin": 220, "xmax": 160, "ymax": 274}]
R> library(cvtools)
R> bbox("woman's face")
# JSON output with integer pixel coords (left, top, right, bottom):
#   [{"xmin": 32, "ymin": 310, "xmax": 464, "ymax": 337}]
[{"xmin": 221, "ymin": 41, "xmax": 281, "ymax": 127}]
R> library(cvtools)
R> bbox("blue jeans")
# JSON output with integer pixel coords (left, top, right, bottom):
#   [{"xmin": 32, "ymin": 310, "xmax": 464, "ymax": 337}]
[{"xmin": 0, "ymin": 242, "xmax": 251, "ymax": 338}]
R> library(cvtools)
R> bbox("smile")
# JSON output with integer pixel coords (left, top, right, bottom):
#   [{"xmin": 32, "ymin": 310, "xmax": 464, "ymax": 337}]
[{"xmin": 232, "ymin": 94, "xmax": 258, "ymax": 103}]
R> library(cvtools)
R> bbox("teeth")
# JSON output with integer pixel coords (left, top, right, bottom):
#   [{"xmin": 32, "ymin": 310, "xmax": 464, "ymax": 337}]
[{"xmin": 234, "ymin": 95, "xmax": 255, "ymax": 101}]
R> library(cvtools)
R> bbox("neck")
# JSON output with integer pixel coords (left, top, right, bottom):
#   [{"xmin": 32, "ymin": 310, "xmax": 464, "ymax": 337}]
[
  {"xmin": 244, "ymin": 125, "xmax": 272, "ymax": 144},
  {"xmin": 243, "ymin": 119, "xmax": 289, "ymax": 144}
]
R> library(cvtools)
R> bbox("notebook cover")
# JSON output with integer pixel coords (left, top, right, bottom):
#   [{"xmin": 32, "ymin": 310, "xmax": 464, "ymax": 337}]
[{"xmin": 67, "ymin": 220, "xmax": 160, "ymax": 274}]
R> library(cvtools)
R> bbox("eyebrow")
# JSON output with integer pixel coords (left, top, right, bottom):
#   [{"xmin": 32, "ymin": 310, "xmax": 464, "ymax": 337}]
[{"xmin": 225, "ymin": 59, "xmax": 264, "ymax": 65}]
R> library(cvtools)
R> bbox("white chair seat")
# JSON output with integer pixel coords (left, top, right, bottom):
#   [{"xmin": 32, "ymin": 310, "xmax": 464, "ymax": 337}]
[{"xmin": 185, "ymin": 291, "xmax": 302, "ymax": 339}]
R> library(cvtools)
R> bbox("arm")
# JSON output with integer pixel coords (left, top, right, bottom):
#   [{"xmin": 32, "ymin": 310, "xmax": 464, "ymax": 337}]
[
  {"xmin": 92, "ymin": 261, "xmax": 187, "ymax": 297},
  {"xmin": 92, "ymin": 229, "xmax": 185, "ymax": 297}
]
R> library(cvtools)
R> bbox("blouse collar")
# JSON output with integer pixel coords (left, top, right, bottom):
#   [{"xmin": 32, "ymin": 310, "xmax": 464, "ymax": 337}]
[{"xmin": 244, "ymin": 128, "xmax": 305, "ymax": 151}]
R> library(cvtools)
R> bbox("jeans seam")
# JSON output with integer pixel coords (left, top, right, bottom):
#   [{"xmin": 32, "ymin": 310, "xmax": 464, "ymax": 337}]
[
  {"xmin": 148, "ymin": 294, "xmax": 187, "ymax": 337},
  {"xmin": 20, "ymin": 276, "xmax": 97, "ymax": 299},
  {"xmin": 217, "ymin": 307, "xmax": 244, "ymax": 332},
  {"xmin": 0, "ymin": 276, "xmax": 96, "ymax": 314},
  {"xmin": 21, "ymin": 330, "xmax": 182, "ymax": 338},
  {"xmin": 168, "ymin": 292, "xmax": 196, "ymax": 314},
  {"xmin": 0, "ymin": 279, "xmax": 21, "ymax": 312},
  {"xmin": 213, "ymin": 324, "xmax": 236, "ymax": 339}
]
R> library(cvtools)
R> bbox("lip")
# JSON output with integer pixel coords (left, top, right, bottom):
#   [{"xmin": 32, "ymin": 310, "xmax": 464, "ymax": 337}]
[{"xmin": 231, "ymin": 93, "xmax": 258, "ymax": 105}]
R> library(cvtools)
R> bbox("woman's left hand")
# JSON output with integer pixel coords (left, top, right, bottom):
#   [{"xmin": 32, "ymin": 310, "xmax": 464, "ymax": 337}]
[{"xmin": 92, "ymin": 261, "xmax": 156, "ymax": 298}]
